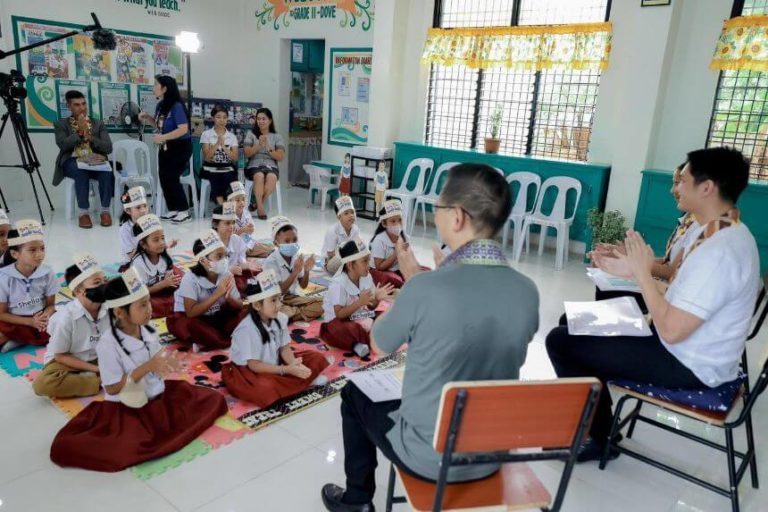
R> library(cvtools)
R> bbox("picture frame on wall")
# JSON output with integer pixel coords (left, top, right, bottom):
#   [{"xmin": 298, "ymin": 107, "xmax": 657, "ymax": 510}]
[{"xmin": 641, "ymin": 0, "xmax": 671, "ymax": 6}]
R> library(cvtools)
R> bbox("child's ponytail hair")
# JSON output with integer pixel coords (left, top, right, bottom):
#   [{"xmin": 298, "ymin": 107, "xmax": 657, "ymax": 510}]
[{"xmin": 245, "ymin": 282, "xmax": 271, "ymax": 345}]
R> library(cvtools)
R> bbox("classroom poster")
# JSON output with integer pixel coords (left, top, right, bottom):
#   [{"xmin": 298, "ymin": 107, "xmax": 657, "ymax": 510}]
[
  {"xmin": 73, "ymin": 34, "xmax": 112, "ymax": 82},
  {"xmin": 328, "ymin": 48, "xmax": 372, "ymax": 146},
  {"xmin": 20, "ymin": 23, "xmax": 72, "ymax": 78},
  {"xmin": 153, "ymin": 41, "xmax": 184, "ymax": 85},
  {"xmin": 55, "ymin": 80, "xmax": 90, "ymax": 119},
  {"xmin": 116, "ymin": 35, "xmax": 152, "ymax": 84},
  {"xmin": 98, "ymin": 83, "xmax": 131, "ymax": 127},
  {"xmin": 137, "ymin": 85, "xmax": 159, "ymax": 117}
]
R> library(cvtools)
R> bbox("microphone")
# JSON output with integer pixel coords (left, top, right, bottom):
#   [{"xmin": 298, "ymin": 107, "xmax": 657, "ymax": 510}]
[{"xmin": 87, "ymin": 13, "xmax": 117, "ymax": 51}]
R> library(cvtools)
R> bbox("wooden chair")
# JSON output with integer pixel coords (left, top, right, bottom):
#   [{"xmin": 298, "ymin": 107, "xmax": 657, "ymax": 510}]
[
  {"xmin": 600, "ymin": 282, "xmax": 768, "ymax": 512},
  {"xmin": 385, "ymin": 377, "xmax": 601, "ymax": 512}
]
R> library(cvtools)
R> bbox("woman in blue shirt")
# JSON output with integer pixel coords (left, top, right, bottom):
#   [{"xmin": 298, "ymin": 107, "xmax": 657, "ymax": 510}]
[{"xmin": 139, "ymin": 75, "xmax": 193, "ymax": 224}]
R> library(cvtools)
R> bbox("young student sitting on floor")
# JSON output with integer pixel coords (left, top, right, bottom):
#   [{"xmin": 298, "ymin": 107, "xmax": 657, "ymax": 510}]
[
  {"xmin": 369, "ymin": 200, "xmax": 426, "ymax": 288},
  {"xmin": 50, "ymin": 269, "xmax": 228, "ymax": 472},
  {"xmin": 212, "ymin": 202, "xmax": 261, "ymax": 293},
  {"xmin": 320, "ymin": 239, "xmax": 394, "ymax": 358},
  {"xmin": 222, "ymin": 269, "xmax": 330, "ymax": 408},
  {"xmin": 546, "ymin": 147, "xmax": 760, "ymax": 463},
  {"xmin": 0, "ymin": 209, "xmax": 10, "ymax": 263},
  {"xmin": 264, "ymin": 216, "xmax": 323, "ymax": 322},
  {"xmin": 33, "ymin": 254, "xmax": 107, "ymax": 398},
  {"xmin": 226, "ymin": 181, "xmax": 272, "ymax": 258},
  {"xmin": 322, "ymin": 196, "xmax": 361, "ymax": 275},
  {"xmin": 118, "ymin": 186, "xmax": 149, "ymax": 268},
  {"xmin": 0, "ymin": 220, "xmax": 58, "ymax": 352},
  {"xmin": 130, "ymin": 214, "xmax": 184, "ymax": 318},
  {"xmin": 166, "ymin": 230, "xmax": 244, "ymax": 350}
]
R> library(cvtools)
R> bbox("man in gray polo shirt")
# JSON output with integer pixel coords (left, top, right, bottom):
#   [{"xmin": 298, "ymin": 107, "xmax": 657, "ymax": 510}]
[{"xmin": 321, "ymin": 163, "xmax": 540, "ymax": 512}]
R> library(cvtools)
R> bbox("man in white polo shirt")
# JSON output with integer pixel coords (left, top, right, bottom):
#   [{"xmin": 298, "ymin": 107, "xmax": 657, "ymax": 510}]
[{"xmin": 547, "ymin": 146, "xmax": 760, "ymax": 462}]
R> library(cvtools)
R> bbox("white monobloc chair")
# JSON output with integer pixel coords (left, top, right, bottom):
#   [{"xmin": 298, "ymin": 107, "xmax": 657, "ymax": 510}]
[
  {"xmin": 514, "ymin": 176, "xmax": 582, "ymax": 271},
  {"xmin": 383, "ymin": 157, "xmax": 433, "ymax": 223},
  {"xmin": 410, "ymin": 161, "xmax": 458, "ymax": 235},
  {"xmin": 64, "ymin": 178, "xmax": 101, "ymax": 220},
  {"xmin": 111, "ymin": 139, "xmax": 153, "ymax": 216},
  {"xmin": 304, "ymin": 164, "xmax": 339, "ymax": 211},
  {"xmin": 244, "ymin": 176, "xmax": 283, "ymax": 216},
  {"xmin": 155, "ymin": 155, "xmax": 199, "ymax": 218},
  {"xmin": 502, "ymin": 172, "xmax": 542, "ymax": 256}
]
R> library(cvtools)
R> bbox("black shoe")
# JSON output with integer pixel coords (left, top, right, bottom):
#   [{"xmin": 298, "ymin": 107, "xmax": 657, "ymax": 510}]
[
  {"xmin": 576, "ymin": 436, "xmax": 622, "ymax": 463},
  {"xmin": 321, "ymin": 484, "xmax": 375, "ymax": 512}
]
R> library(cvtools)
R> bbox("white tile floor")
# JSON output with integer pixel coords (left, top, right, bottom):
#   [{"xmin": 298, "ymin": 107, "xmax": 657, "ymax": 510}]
[{"xmin": 0, "ymin": 186, "xmax": 766, "ymax": 512}]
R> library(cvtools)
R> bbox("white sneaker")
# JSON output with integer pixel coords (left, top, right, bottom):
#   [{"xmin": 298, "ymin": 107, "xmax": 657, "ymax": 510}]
[
  {"xmin": 0, "ymin": 340, "xmax": 22, "ymax": 353},
  {"xmin": 161, "ymin": 210, "xmax": 179, "ymax": 220},
  {"xmin": 171, "ymin": 211, "xmax": 191, "ymax": 223}
]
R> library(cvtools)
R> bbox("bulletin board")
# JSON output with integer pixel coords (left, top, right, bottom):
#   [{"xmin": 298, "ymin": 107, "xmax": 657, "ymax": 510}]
[
  {"xmin": 327, "ymin": 47, "xmax": 372, "ymax": 147},
  {"xmin": 11, "ymin": 16, "xmax": 184, "ymax": 132}
]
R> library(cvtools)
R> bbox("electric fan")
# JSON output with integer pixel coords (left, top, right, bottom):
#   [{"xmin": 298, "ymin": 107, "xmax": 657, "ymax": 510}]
[{"xmin": 119, "ymin": 101, "xmax": 145, "ymax": 140}]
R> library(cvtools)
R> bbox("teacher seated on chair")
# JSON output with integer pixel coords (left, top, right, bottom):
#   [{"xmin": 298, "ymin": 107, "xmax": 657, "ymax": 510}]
[
  {"xmin": 200, "ymin": 104, "xmax": 239, "ymax": 206},
  {"xmin": 320, "ymin": 163, "xmax": 540, "ymax": 512},
  {"xmin": 53, "ymin": 90, "xmax": 114, "ymax": 230},
  {"xmin": 243, "ymin": 107, "xmax": 284, "ymax": 220}
]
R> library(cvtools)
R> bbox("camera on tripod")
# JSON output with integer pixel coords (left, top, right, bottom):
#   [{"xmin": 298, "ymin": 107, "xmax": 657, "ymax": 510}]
[{"xmin": 0, "ymin": 70, "xmax": 27, "ymax": 101}]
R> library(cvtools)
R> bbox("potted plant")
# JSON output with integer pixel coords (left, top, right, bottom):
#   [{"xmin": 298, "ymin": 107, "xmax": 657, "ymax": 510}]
[
  {"xmin": 587, "ymin": 208, "xmax": 627, "ymax": 250},
  {"xmin": 484, "ymin": 104, "xmax": 503, "ymax": 154}
]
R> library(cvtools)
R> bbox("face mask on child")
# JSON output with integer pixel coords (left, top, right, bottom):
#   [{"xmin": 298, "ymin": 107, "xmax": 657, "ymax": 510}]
[
  {"xmin": 279, "ymin": 243, "xmax": 300, "ymax": 257},
  {"xmin": 386, "ymin": 224, "xmax": 402, "ymax": 237},
  {"xmin": 208, "ymin": 256, "xmax": 230, "ymax": 274}
]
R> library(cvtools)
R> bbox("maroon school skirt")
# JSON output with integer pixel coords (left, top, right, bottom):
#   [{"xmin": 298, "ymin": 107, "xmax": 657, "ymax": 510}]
[
  {"xmin": 150, "ymin": 267, "xmax": 185, "ymax": 319},
  {"xmin": 235, "ymin": 268, "xmax": 262, "ymax": 296},
  {"xmin": 320, "ymin": 318, "xmax": 371, "ymax": 351},
  {"xmin": 50, "ymin": 380, "xmax": 227, "ymax": 472},
  {"xmin": 0, "ymin": 318, "xmax": 49, "ymax": 346},
  {"xmin": 166, "ymin": 305, "xmax": 246, "ymax": 350},
  {"xmin": 222, "ymin": 351, "xmax": 330, "ymax": 408},
  {"xmin": 369, "ymin": 269, "xmax": 405, "ymax": 289}
]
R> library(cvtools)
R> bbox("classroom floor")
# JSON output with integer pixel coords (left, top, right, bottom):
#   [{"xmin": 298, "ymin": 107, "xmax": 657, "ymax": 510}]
[{"xmin": 0, "ymin": 186, "xmax": 766, "ymax": 512}]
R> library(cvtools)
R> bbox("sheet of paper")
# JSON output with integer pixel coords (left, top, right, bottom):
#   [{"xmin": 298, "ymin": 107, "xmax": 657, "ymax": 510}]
[
  {"xmin": 346, "ymin": 367, "xmax": 404, "ymax": 402},
  {"xmin": 564, "ymin": 296, "xmax": 652, "ymax": 337},
  {"xmin": 586, "ymin": 267, "xmax": 642, "ymax": 293},
  {"xmin": 76, "ymin": 161, "xmax": 112, "ymax": 172}
]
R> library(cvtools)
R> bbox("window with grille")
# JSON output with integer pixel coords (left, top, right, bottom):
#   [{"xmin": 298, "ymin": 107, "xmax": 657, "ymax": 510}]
[
  {"xmin": 707, "ymin": 0, "xmax": 768, "ymax": 180},
  {"xmin": 424, "ymin": 0, "xmax": 610, "ymax": 161}
]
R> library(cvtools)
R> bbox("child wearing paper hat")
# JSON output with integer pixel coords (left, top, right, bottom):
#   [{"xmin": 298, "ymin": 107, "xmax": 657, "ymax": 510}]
[
  {"xmin": 322, "ymin": 196, "xmax": 362, "ymax": 275},
  {"xmin": 221, "ymin": 269, "xmax": 330, "ymax": 408}
]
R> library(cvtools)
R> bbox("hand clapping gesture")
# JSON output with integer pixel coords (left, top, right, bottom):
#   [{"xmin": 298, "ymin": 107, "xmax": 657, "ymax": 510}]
[{"xmin": 374, "ymin": 283, "xmax": 396, "ymax": 303}]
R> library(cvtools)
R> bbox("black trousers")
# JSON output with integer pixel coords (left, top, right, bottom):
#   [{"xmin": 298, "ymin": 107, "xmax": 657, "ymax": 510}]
[
  {"xmin": 200, "ymin": 168, "xmax": 237, "ymax": 201},
  {"xmin": 158, "ymin": 139, "xmax": 193, "ymax": 212},
  {"xmin": 594, "ymin": 288, "xmax": 648, "ymax": 313},
  {"xmin": 341, "ymin": 382, "xmax": 429, "ymax": 505},
  {"xmin": 545, "ymin": 315, "xmax": 704, "ymax": 441}
]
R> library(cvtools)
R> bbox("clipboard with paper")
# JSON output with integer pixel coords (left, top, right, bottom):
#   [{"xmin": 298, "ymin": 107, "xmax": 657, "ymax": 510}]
[
  {"xmin": 346, "ymin": 366, "xmax": 405, "ymax": 402},
  {"xmin": 564, "ymin": 296, "xmax": 652, "ymax": 337}
]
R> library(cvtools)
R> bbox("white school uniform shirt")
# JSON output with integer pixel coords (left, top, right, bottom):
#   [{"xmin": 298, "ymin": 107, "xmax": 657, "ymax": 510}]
[
  {"xmin": 668, "ymin": 216, "xmax": 701, "ymax": 264},
  {"xmin": 370, "ymin": 231, "xmax": 398, "ymax": 271},
  {"xmin": 97, "ymin": 325, "xmax": 164, "ymax": 402},
  {"xmin": 662, "ymin": 222, "xmax": 760, "ymax": 387},
  {"xmin": 322, "ymin": 222, "xmax": 361, "ymax": 258},
  {"xmin": 264, "ymin": 249, "xmax": 305, "ymax": 295},
  {"xmin": 44, "ymin": 299, "xmax": 109, "ymax": 364},
  {"xmin": 235, "ymin": 209, "xmax": 259, "ymax": 250},
  {"xmin": 229, "ymin": 312, "xmax": 290, "ymax": 366},
  {"xmin": 0, "ymin": 264, "xmax": 58, "ymax": 316},
  {"xmin": 131, "ymin": 253, "xmax": 171, "ymax": 287},
  {"xmin": 173, "ymin": 270, "xmax": 241, "ymax": 315},
  {"xmin": 323, "ymin": 271, "xmax": 375, "ymax": 322},
  {"xmin": 225, "ymin": 234, "xmax": 248, "ymax": 266},
  {"xmin": 119, "ymin": 221, "xmax": 137, "ymax": 263}
]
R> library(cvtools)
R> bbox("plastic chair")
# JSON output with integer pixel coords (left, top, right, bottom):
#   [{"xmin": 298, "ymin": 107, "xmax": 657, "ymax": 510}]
[
  {"xmin": 244, "ymin": 175, "xmax": 283, "ymax": 216},
  {"xmin": 155, "ymin": 155, "xmax": 199, "ymax": 218},
  {"xmin": 502, "ymin": 172, "xmax": 541, "ymax": 255},
  {"xmin": 386, "ymin": 377, "xmax": 601, "ymax": 512},
  {"xmin": 383, "ymin": 158, "xmax": 433, "ymax": 225},
  {"xmin": 64, "ymin": 178, "xmax": 101, "ymax": 220},
  {"xmin": 305, "ymin": 164, "xmax": 339, "ymax": 211},
  {"xmin": 514, "ymin": 176, "xmax": 582, "ymax": 270},
  {"xmin": 410, "ymin": 162, "xmax": 458, "ymax": 235},
  {"xmin": 111, "ymin": 140, "xmax": 153, "ymax": 217}
]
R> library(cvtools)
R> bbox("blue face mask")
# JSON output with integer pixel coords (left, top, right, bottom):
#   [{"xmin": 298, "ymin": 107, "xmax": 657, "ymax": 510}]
[{"xmin": 279, "ymin": 243, "xmax": 300, "ymax": 257}]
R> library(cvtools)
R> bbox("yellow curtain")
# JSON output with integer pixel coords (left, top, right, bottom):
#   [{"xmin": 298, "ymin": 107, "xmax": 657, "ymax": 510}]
[
  {"xmin": 421, "ymin": 22, "xmax": 612, "ymax": 71},
  {"xmin": 711, "ymin": 15, "xmax": 768, "ymax": 72}
]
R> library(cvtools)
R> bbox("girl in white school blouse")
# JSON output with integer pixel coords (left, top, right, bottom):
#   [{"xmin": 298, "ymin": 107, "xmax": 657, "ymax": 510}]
[
  {"xmin": 0, "ymin": 220, "xmax": 58, "ymax": 352},
  {"xmin": 320, "ymin": 239, "xmax": 394, "ymax": 358},
  {"xmin": 225, "ymin": 181, "xmax": 273, "ymax": 258},
  {"xmin": 322, "ymin": 196, "xmax": 362, "ymax": 275},
  {"xmin": 222, "ymin": 270, "xmax": 329, "ymax": 408},
  {"xmin": 49, "ymin": 269, "xmax": 228, "ymax": 472},
  {"xmin": 130, "ymin": 214, "xmax": 183, "ymax": 318},
  {"xmin": 118, "ymin": 186, "xmax": 150, "ymax": 269},
  {"xmin": 211, "ymin": 202, "xmax": 260, "ymax": 294},
  {"xmin": 33, "ymin": 254, "xmax": 107, "ymax": 398},
  {"xmin": 369, "ymin": 200, "xmax": 427, "ymax": 288},
  {"xmin": 166, "ymin": 230, "xmax": 245, "ymax": 350}
]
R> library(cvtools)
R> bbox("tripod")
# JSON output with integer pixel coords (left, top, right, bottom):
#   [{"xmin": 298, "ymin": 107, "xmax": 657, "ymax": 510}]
[{"xmin": 0, "ymin": 95, "xmax": 55, "ymax": 225}]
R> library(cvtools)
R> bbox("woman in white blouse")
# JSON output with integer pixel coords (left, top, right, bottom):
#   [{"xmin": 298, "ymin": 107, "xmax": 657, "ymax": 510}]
[{"xmin": 200, "ymin": 105, "xmax": 240, "ymax": 206}]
